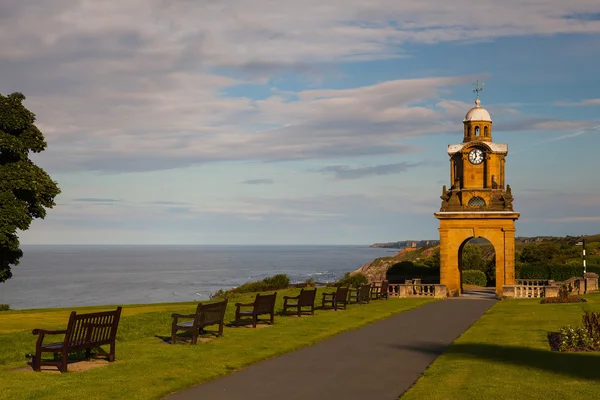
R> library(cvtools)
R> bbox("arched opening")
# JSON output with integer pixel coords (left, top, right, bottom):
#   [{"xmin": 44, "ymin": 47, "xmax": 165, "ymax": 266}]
[
  {"xmin": 484, "ymin": 126, "xmax": 488, "ymax": 137},
  {"xmin": 474, "ymin": 126, "xmax": 480, "ymax": 137},
  {"xmin": 467, "ymin": 126, "xmax": 471, "ymax": 137},
  {"xmin": 458, "ymin": 237, "xmax": 496, "ymax": 296}
]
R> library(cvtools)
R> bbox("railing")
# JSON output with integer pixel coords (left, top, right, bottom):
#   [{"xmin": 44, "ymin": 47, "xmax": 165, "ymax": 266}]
[
  {"xmin": 515, "ymin": 279, "xmax": 551, "ymax": 286},
  {"xmin": 561, "ymin": 277, "xmax": 582, "ymax": 294},
  {"xmin": 514, "ymin": 285, "xmax": 545, "ymax": 298},
  {"xmin": 388, "ymin": 283, "xmax": 447, "ymax": 298}
]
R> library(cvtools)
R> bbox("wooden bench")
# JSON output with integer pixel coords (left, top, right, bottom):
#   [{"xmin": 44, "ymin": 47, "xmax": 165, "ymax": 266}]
[
  {"xmin": 322, "ymin": 286, "xmax": 350, "ymax": 310},
  {"xmin": 349, "ymin": 284, "xmax": 371, "ymax": 304},
  {"xmin": 31, "ymin": 307, "xmax": 122, "ymax": 373},
  {"xmin": 283, "ymin": 288, "xmax": 317, "ymax": 316},
  {"xmin": 171, "ymin": 299, "xmax": 228, "ymax": 344},
  {"xmin": 235, "ymin": 292, "xmax": 277, "ymax": 328},
  {"xmin": 371, "ymin": 280, "xmax": 389, "ymax": 300}
]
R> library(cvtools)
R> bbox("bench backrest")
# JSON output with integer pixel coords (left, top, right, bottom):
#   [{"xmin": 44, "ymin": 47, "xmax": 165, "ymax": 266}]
[
  {"xmin": 298, "ymin": 288, "xmax": 317, "ymax": 306},
  {"xmin": 381, "ymin": 280, "xmax": 389, "ymax": 294},
  {"xmin": 254, "ymin": 292, "xmax": 277, "ymax": 314},
  {"xmin": 335, "ymin": 286, "xmax": 349, "ymax": 301},
  {"xmin": 196, "ymin": 299, "xmax": 228, "ymax": 325},
  {"xmin": 358, "ymin": 284, "xmax": 371, "ymax": 300},
  {"xmin": 65, "ymin": 307, "xmax": 122, "ymax": 347}
]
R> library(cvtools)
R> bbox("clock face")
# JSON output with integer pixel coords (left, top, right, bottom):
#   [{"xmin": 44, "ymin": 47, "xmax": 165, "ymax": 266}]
[{"xmin": 468, "ymin": 148, "xmax": 484, "ymax": 165}]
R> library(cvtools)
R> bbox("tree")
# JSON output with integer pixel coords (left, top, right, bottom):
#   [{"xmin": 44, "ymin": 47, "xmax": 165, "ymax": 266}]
[
  {"xmin": 0, "ymin": 92, "xmax": 61, "ymax": 283},
  {"xmin": 460, "ymin": 244, "xmax": 485, "ymax": 272},
  {"xmin": 519, "ymin": 245, "xmax": 548, "ymax": 264}
]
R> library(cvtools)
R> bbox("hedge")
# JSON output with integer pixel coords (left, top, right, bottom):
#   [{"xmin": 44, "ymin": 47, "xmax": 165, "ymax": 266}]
[
  {"xmin": 516, "ymin": 264, "xmax": 600, "ymax": 281},
  {"xmin": 386, "ymin": 261, "xmax": 439, "ymax": 283},
  {"xmin": 462, "ymin": 270, "xmax": 487, "ymax": 287}
]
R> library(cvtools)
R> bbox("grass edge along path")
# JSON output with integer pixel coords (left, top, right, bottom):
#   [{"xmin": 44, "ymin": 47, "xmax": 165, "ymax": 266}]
[
  {"xmin": 401, "ymin": 293, "xmax": 600, "ymax": 400},
  {"xmin": 0, "ymin": 288, "xmax": 434, "ymax": 400}
]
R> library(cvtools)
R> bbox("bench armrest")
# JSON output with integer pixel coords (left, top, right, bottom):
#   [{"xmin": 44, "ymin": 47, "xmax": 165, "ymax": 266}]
[
  {"xmin": 322, "ymin": 292, "xmax": 334, "ymax": 297},
  {"xmin": 32, "ymin": 329, "xmax": 67, "ymax": 335},
  {"xmin": 235, "ymin": 302, "xmax": 254, "ymax": 308},
  {"xmin": 32, "ymin": 328, "xmax": 67, "ymax": 349},
  {"xmin": 171, "ymin": 313, "xmax": 195, "ymax": 319},
  {"xmin": 283, "ymin": 295, "xmax": 300, "ymax": 300}
]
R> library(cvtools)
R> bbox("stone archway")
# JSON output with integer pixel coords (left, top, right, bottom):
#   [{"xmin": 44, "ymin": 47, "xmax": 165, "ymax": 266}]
[{"xmin": 436, "ymin": 213, "xmax": 518, "ymax": 296}]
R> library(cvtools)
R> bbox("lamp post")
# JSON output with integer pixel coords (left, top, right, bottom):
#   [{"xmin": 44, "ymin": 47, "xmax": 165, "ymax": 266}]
[{"xmin": 575, "ymin": 238, "xmax": 586, "ymax": 275}]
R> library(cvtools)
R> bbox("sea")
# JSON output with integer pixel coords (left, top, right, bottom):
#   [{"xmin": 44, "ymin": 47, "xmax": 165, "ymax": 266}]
[{"xmin": 0, "ymin": 245, "xmax": 396, "ymax": 310}]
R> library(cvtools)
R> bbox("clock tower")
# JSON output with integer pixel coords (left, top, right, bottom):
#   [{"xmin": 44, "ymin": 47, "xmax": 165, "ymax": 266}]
[{"xmin": 434, "ymin": 85, "xmax": 519, "ymax": 297}]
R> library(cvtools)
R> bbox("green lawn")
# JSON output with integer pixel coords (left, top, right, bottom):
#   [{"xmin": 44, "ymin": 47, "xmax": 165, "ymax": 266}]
[
  {"xmin": 402, "ymin": 293, "xmax": 600, "ymax": 400},
  {"xmin": 0, "ymin": 288, "xmax": 433, "ymax": 400}
]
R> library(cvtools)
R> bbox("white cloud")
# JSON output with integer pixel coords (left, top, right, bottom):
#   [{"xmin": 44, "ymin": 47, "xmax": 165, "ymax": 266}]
[
  {"xmin": 2, "ymin": 0, "xmax": 599, "ymax": 173},
  {"xmin": 555, "ymin": 99, "xmax": 600, "ymax": 106}
]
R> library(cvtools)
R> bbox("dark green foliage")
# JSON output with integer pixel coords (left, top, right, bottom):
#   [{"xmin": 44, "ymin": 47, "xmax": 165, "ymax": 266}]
[
  {"xmin": 0, "ymin": 304, "xmax": 9, "ymax": 311},
  {"xmin": 461, "ymin": 244, "xmax": 485, "ymax": 271},
  {"xmin": 0, "ymin": 92, "xmax": 61, "ymax": 282},
  {"xmin": 462, "ymin": 270, "xmax": 487, "ymax": 287},
  {"xmin": 210, "ymin": 274, "xmax": 291, "ymax": 299},
  {"xmin": 335, "ymin": 272, "xmax": 368, "ymax": 288},
  {"xmin": 517, "ymin": 264, "xmax": 600, "ymax": 281},
  {"xmin": 386, "ymin": 261, "xmax": 439, "ymax": 283}
]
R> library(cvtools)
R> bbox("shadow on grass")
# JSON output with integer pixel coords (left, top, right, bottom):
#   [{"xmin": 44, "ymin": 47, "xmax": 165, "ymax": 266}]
[{"xmin": 392, "ymin": 342, "xmax": 600, "ymax": 381}]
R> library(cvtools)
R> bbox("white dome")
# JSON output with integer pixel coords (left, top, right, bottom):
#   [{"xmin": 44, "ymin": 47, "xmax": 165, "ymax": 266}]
[{"xmin": 464, "ymin": 98, "xmax": 492, "ymax": 122}]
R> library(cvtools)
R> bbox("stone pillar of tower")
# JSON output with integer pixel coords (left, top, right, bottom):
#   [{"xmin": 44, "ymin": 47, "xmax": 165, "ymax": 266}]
[{"xmin": 434, "ymin": 90, "xmax": 519, "ymax": 297}]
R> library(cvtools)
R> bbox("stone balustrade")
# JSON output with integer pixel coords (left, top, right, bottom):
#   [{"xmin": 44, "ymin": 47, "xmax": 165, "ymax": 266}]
[
  {"xmin": 502, "ymin": 284, "xmax": 545, "ymax": 298},
  {"xmin": 504, "ymin": 273, "xmax": 599, "ymax": 299},
  {"xmin": 515, "ymin": 279, "xmax": 552, "ymax": 286},
  {"xmin": 388, "ymin": 283, "xmax": 448, "ymax": 298}
]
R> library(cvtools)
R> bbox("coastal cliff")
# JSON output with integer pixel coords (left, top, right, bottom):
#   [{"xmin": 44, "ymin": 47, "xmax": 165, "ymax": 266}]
[
  {"xmin": 370, "ymin": 240, "xmax": 439, "ymax": 249},
  {"xmin": 352, "ymin": 246, "xmax": 439, "ymax": 282}
]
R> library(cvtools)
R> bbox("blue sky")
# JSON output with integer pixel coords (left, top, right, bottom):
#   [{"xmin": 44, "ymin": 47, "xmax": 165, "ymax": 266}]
[{"xmin": 2, "ymin": 1, "xmax": 600, "ymax": 245}]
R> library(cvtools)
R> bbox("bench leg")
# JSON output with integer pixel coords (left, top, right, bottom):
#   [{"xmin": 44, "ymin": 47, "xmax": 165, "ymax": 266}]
[
  {"xmin": 218, "ymin": 322, "xmax": 224, "ymax": 337},
  {"xmin": 109, "ymin": 342, "xmax": 116, "ymax": 362},
  {"xmin": 252, "ymin": 315, "xmax": 257, "ymax": 328},
  {"xmin": 32, "ymin": 354, "xmax": 40, "ymax": 372},
  {"xmin": 61, "ymin": 350, "xmax": 69, "ymax": 373},
  {"xmin": 85, "ymin": 348, "xmax": 91, "ymax": 360},
  {"xmin": 171, "ymin": 325, "xmax": 177, "ymax": 344}
]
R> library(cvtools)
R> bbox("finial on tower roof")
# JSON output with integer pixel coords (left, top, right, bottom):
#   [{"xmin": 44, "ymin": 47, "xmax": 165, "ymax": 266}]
[{"xmin": 472, "ymin": 80, "xmax": 484, "ymax": 106}]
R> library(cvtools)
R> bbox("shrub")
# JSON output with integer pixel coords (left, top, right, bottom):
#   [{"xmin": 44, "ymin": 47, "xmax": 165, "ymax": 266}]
[
  {"xmin": 335, "ymin": 272, "xmax": 368, "ymax": 288},
  {"xmin": 0, "ymin": 304, "xmax": 9, "ymax": 311},
  {"xmin": 549, "ymin": 310, "xmax": 600, "ymax": 352},
  {"xmin": 262, "ymin": 274, "xmax": 291, "ymax": 290},
  {"xmin": 541, "ymin": 284, "xmax": 587, "ymax": 304},
  {"xmin": 209, "ymin": 274, "xmax": 291, "ymax": 299},
  {"xmin": 299, "ymin": 278, "xmax": 316, "ymax": 288},
  {"xmin": 462, "ymin": 270, "xmax": 487, "ymax": 287},
  {"xmin": 386, "ymin": 261, "xmax": 439, "ymax": 283}
]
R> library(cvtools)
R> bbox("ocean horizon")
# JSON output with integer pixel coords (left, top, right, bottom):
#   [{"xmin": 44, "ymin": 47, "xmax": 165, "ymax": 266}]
[{"xmin": 1, "ymin": 244, "xmax": 396, "ymax": 310}]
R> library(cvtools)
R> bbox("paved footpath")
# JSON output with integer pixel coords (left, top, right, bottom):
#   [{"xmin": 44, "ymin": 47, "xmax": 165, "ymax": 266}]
[{"xmin": 166, "ymin": 298, "xmax": 495, "ymax": 400}]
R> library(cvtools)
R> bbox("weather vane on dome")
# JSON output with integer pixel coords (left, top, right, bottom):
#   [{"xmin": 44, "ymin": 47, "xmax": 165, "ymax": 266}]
[{"xmin": 472, "ymin": 80, "xmax": 484, "ymax": 102}]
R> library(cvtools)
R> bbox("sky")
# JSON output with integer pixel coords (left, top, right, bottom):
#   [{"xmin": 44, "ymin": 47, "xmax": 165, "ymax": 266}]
[{"xmin": 2, "ymin": 1, "xmax": 600, "ymax": 245}]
